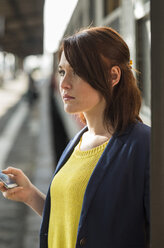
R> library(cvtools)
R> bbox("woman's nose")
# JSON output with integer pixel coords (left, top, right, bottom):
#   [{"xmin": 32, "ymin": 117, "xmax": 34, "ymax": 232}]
[{"xmin": 60, "ymin": 76, "xmax": 72, "ymax": 90}]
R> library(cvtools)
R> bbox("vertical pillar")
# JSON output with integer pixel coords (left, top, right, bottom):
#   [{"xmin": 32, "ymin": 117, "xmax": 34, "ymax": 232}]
[
  {"xmin": 95, "ymin": 0, "xmax": 103, "ymax": 25},
  {"xmin": 2, "ymin": 51, "xmax": 7, "ymax": 81},
  {"xmin": 151, "ymin": 0, "xmax": 164, "ymax": 247},
  {"xmin": 18, "ymin": 57, "xmax": 23, "ymax": 71},
  {"xmin": 120, "ymin": 0, "xmax": 136, "ymax": 66},
  {"xmin": 82, "ymin": 0, "xmax": 90, "ymax": 26}
]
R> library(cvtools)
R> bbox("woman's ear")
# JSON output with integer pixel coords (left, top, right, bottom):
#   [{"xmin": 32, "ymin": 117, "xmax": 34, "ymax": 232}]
[{"xmin": 110, "ymin": 66, "xmax": 121, "ymax": 87}]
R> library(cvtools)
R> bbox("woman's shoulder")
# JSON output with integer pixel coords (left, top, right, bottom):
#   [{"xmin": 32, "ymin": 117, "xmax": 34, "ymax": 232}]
[
  {"xmin": 116, "ymin": 122, "xmax": 150, "ymax": 140},
  {"xmin": 126, "ymin": 122, "xmax": 150, "ymax": 148},
  {"xmin": 132, "ymin": 122, "xmax": 150, "ymax": 137},
  {"xmin": 115, "ymin": 122, "xmax": 150, "ymax": 148}
]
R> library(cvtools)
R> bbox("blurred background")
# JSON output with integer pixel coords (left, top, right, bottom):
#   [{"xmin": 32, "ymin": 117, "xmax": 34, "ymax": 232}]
[{"xmin": 0, "ymin": 0, "xmax": 162, "ymax": 247}]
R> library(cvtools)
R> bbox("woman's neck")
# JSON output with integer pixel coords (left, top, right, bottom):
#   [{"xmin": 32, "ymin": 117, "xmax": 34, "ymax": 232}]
[
  {"xmin": 80, "ymin": 113, "xmax": 112, "ymax": 151},
  {"xmin": 83, "ymin": 111, "xmax": 113, "ymax": 138}
]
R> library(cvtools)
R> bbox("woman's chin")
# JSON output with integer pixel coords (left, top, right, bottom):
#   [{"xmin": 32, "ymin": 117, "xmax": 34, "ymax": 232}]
[{"xmin": 64, "ymin": 106, "xmax": 79, "ymax": 114}]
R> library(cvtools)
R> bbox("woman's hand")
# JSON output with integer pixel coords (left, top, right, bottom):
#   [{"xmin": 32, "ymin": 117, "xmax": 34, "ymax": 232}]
[
  {"xmin": 0, "ymin": 167, "xmax": 33, "ymax": 203},
  {"xmin": 0, "ymin": 167, "xmax": 46, "ymax": 216}
]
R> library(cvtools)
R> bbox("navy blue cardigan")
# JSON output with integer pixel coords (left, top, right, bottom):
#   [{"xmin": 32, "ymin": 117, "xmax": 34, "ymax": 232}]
[{"xmin": 40, "ymin": 122, "xmax": 150, "ymax": 248}]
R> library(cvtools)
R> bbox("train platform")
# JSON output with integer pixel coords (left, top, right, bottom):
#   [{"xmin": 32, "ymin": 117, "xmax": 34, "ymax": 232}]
[{"xmin": 0, "ymin": 75, "xmax": 54, "ymax": 248}]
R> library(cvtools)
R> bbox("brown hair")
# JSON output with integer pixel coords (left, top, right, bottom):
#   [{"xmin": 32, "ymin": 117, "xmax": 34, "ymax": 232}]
[{"xmin": 59, "ymin": 26, "xmax": 142, "ymax": 134}]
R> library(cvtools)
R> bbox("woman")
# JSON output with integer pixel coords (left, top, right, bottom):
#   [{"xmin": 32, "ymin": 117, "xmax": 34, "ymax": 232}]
[{"xmin": 0, "ymin": 26, "xmax": 150, "ymax": 248}]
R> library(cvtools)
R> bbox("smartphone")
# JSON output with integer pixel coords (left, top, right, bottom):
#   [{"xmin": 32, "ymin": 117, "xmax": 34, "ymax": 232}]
[{"xmin": 0, "ymin": 171, "xmax": 18, "ymax": 189}]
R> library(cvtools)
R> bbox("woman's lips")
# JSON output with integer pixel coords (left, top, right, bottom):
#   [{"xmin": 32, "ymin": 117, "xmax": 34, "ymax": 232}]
[{"xmin": 63, "ymin": 94, "xmax": 75, "ymax": 101}]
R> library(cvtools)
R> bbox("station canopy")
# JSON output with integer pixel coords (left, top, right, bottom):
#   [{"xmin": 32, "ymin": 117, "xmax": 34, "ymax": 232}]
[{"xmin": 0, "ymin": 0, "xmax": 45, "ymax": 58}]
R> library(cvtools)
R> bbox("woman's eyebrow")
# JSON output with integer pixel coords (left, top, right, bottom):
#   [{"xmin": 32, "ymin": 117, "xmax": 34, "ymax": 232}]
[
  {"xmin": 58, "ymin": 64, "xmax": 72, "ymax": 70},
  {"xmin": 58, "ymin": 65, "xmax": 62, "ymax": 69}
]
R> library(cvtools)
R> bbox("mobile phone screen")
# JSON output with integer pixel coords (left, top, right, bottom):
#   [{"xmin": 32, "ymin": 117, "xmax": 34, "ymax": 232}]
[{"xmin": 0, "ymin": 171, "xmax": 18, "ymax": 189}]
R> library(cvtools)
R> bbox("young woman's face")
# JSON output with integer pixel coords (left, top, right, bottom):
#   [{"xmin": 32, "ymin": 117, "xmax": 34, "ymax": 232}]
[{"xmin": 58, "ymin": 51, "xmax": 105, "ymax": 115}]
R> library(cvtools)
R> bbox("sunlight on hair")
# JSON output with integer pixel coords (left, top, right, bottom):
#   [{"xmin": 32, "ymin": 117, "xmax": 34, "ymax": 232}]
[{"xmin": 44, "ymin": 0, "xmax": 78, "ymax": 53}]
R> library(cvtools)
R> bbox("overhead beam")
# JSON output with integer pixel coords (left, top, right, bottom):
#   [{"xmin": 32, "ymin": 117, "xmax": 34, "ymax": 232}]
[
  {"xmin": 7, "ymin": 11, "xmax": 43, "ymax": 22},
  {"xmin": 0, "ymin": 0, "xmax": 44, "ymax": 57},
  {"xmin": 7, "ymin": 0, "xmax": 33, "ymax": 39}
]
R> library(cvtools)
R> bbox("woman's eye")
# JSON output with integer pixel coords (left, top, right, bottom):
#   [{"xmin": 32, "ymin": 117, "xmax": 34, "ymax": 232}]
[{"xmin": 58, "ymin": 70, "xmax": 65, "ymax": 76}]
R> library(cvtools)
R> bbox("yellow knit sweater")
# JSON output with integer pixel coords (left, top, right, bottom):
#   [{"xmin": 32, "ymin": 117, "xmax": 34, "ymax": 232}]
[{"xmin": 48, "ymin": 139, "xmax": 108, "ymax": 248}]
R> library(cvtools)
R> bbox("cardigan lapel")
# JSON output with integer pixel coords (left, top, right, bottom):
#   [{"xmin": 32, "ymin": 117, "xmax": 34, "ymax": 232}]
[
  {"xmin": 54, "ymin": 126, "xmax": 88, "ymax": 175},
  {"xmin": 77, "ymin": 134, "xmax": 124, "ymax": 233}
]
